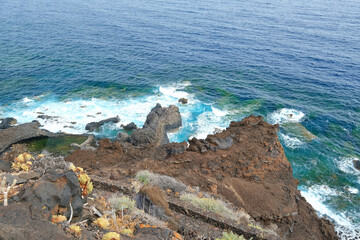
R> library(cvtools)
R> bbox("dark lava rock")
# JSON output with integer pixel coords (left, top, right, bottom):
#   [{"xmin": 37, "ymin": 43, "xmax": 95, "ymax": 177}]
[
  {"xmin": 19, "ymin": 170, "xmax": 83, "ymax": 220},
  {"xmin": 354, "ymin": 159, "xmax": 360, "ymax": 170},
  {"xmin": 122, "ymin": 122, "xmax": 138, "ymax": 131},
  {"xmin": 0, "ymin": 117, "xmax": 17, "ymax": 129},
  {"xmin": 131, "ymin": 128, "xmax": 156, "ymax": 146},
  {"xmin": 85, "ymin": 116, "xmax": 120, "ymax": 132},
  {"xmin": 0, "ymin": 203, "xmax": 71, "ymax": 240},
  {"xmin": 134, "ymin": 227, "xmax": 173, "ymax": 240},
  {"xmin": 178, "ymin": 98, "xmax": 188, "ymax": 104},
  {"xmin": 0, "ymin": 122, "xmax": 54, "ymax": 153},
  {"xmin": 0, "ymin": 160, "xmax": 11, "ymax": 172},
  {"xmin": 131, "ymin": 104, "xmax": 182, "ymax": 146},
  {"xmin": 116, "ymin": 132, "xmax": 131, "ymax": 142},
  {"xmin": 162, "ymin": 141, "xmax": 188, "ymax": 156}
]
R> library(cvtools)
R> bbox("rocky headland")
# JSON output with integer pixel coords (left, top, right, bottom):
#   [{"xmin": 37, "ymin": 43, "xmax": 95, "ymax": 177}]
[{"xmin": 0, "ymin": 104, "xmax": 338, "ymax": 240}]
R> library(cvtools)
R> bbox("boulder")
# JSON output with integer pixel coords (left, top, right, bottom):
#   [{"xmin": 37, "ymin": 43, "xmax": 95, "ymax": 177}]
[
  {"xmin": 85, "ymin": 116, "xmax": 120, "ymax": 132},
  {"xmin": 178, "ymin": 98, "xmax": 188, "ymax": 104},
  {"xmin": 0, "ymin": 122, "xmax": 53, "ymax": 153},
  {"xmin": 131, "ymin": 104, "xmax": 182, "ymax": 146},
  {"xmin": 353, "ymin": 159, "xmax": 360, "ymax": 171},
  {"xmin": 0, "ymin": 160, "xmax": 11, "ymax": 172},
  {"xmin": 116, "ymin": 132, "xmax": 131, "ymax": 142},
  {"xmin": 19, "ymin": 170, "xmax": 83, "ymax": 220},
  {"xmin": 122, "ymin": 122, "xmax": 138, "ymax": 131},
  {"xmin": 0, "ymin": 117, "xmax": 17, "ymax": 129},
  {"xmin": 0, "ymin": 203, "xmax": 71, "ymax": 240}
]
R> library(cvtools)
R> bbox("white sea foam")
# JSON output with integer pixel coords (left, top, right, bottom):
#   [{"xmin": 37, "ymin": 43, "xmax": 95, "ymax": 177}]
[
  {"xmin": 278, "ymin": 133, "xmax": 304, "ymax": 148},
  {"xmin": 300, "ymin": 185, "xmax": 359, "ymax": 240},
  {"xmin": 268, "ymin": 108, "xmax": 305, "ymax": 125},
  {"xmin": 1, "ymin": 84, "xmax": 229, "ymax": 141}
]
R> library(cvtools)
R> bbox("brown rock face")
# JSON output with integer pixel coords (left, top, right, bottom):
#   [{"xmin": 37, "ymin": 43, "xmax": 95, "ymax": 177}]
[{"xmin": 66, "ymin": 115, "xmax": 338, "ymax": 240}]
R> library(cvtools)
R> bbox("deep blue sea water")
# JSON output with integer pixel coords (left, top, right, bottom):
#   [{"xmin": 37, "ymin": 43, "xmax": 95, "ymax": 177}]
[{"xmin": 1, "ymin": 0, "xmax": 360, "ymax": 238}]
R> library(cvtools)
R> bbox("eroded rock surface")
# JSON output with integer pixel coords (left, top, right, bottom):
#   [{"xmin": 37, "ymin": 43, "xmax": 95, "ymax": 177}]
[
  {"xmin": 66, "ymin": 115, "xmax": 337, "ymax": 240},
  {"xmin": 85, "ymin": 116, "xmax": 120, "ymax": 132},
  {"xmin": 0, "ymin": 122, "xmax": 53, "ymax": 153}
]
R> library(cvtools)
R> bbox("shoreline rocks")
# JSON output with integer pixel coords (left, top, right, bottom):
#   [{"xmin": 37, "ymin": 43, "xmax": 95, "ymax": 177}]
[{"xmin": 85, "ymin": 116, "xmax": 120, "ymax": 132}]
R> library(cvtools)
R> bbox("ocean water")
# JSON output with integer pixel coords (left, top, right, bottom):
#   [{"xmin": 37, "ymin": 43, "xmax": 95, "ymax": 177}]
[{"xmin": 1, "ymin": 0, "xmax": 360, "ymax": 238}]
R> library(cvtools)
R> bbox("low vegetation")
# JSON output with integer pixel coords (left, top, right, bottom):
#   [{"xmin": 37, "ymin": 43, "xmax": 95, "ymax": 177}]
[
  {"xmin": 135, "ymin": 170, "xmax": 187, "ymax": 192},
  {"xmin": 216, "ymin": 231, "xmax": 247, "ymax": 240}
]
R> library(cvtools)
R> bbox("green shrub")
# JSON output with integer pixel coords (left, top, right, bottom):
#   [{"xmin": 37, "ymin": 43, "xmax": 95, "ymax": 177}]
[
  {"xmin": 108, "ymin": 195, "xmax": 135, "ymax": 214},
  {"xmin": 180, "ymin": 194, "xmax": 237, "ymax": 220}
]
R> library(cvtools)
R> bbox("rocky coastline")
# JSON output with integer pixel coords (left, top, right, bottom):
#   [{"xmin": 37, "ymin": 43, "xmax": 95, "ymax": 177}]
[{"xmin": 0, "ymin": 104, "xmax": 338, "ymax": 240}]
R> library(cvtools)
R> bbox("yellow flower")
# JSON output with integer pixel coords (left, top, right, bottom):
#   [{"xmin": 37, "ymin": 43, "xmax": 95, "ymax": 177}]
[
  {"xmin": 68, "ymin": 225, "xmax": 82, "ymax": 236},
  {"xmin": 17, "ymin": 154, "xmax": 25, "ymax": 163},
  {"xmin": 51, "ymin": 215, "xmax": 67, "ymax": 223},
  {"xmin": 94, "ymin": 218, "xmax": 110, "ymax": 229},
  {"xmin": 86, "ymin": 181, "xmax": 93, "ymax": 194},
  {"xmin": 102, "ymin": 232, "xmax": 120, "ymax": 240},
  {"xmin": 69, "ymin": 164, "xmax": 76, "ymax": 171},
  {"xmin": 79, "ymin": 173, "xmax": 90, "ymax": 185}
]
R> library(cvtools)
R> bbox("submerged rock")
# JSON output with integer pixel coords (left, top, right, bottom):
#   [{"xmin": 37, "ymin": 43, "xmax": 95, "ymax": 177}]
[
  {"xmin": 85, "ymin": 116, "xmax": 120, "ymax": 132},
  {"xmin": 0, "ymin": 117, "xmax": 17, "ymax": 129}
]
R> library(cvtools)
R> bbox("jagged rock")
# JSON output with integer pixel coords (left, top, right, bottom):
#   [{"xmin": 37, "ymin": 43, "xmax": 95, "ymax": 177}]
[
  {"xmin": 0, "ymin": 122, "xmax": 54, "ymax": 153},
  {"xmin": 131, "ymin": 128, "xmax": 156, "ymax": 145},
  {"xmin": 178, "ymin": 98, "xmax": 188, "ymax": 104},
  {"xmin": 85, "ymin": 116, "xmax": 120, "ymax": 132},
  {"xmin": 32, "ymin": 156, "xmax": 72, "ymax": 173},
  {"xmin": 0, "ymin": 203, "xmax": 71, "ymax": 240},
  {"xmin": 116, "ymin": 132, "xmax": 131, "ymax": 142},
  {"xmin": 19, "ymin": 170, "xmax": 83, "ymax": 220},
  {"xmin": 0, "ymin": 160, "xmax": 11, "ymax": 172},
  {"xmin": 162, "ymin": 141, "xmax": 188, "ymax": 156},
  {"xmin": 131, "ymin": 104, "xmax": 182, "ymax": 146},
  {"xmin": 188, "ymin": 134, "xmax": 234, "ymax": 153},
  {"xmin": 0, "ymin": 117, "xmax": 17, "ymax": 129},
  {"xmin": 353, "ymin": 159, "xmax": 360, "ymax": 170},
  {"xmin": 122, "ymin": 122, "xmax": 138, "ymax": 131}
]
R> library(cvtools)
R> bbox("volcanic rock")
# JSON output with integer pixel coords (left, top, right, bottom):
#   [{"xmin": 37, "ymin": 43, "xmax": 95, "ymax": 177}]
[
  {"xmin": 0, "ymin": 203, "xmax": 71, "ymax": 240},
  {"xmin": 0, "ymin": 122, "xmax": 53, "ymax": 153},
  {"xmin": 131, "ymin": 104, "xmax": 182, "ymax": 146},
  {"xmin": 178, "ymin": 98, "xmax": 188, "ymax": 104},
  {"xmin": 85, "ymin": 116, "xmax": 120, "ymax": 132},
  {"xmin": 19, "ymin": 170, "xmax": 83, "ymax": 220},
  {"xmin": 122, "ymin": 122, "xmax": 138, "ymax": 131},
  {"xmin": 0, "ymin": 117, "xmax": 17, "ymax": 129}
]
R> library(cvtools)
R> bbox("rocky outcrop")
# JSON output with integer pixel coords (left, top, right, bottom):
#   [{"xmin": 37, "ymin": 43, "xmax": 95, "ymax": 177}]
[
  {"xmin": 122, "ymin": 122, "xmax": 138, "ymax": 131},
  {"xmin": 178, "ymin": 98, "xmax": 188, "ymax": 104},
  {"xmin": 85, "ymin": 116, "xmax": 120, "ymax": 132},
  {"xmin": 0, "ymin": 117, "xmax": 17, "ymax": 129},
  {"xmin": 129, "ymin": 104, "xmax": 182, "ymax": 146},
  {"xmin": 0, "ymin": 122, "xmax": 53, "ymax": 153},
  {"xmin": 0, "ymin": 203, "xmax": 71, "ymax": 240},
  {"xmin": 18, "ymin": 170, "xmax": 83, "ymax": 220}
]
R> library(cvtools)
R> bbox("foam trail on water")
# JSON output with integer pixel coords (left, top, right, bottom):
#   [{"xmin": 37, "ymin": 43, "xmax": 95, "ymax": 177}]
[
  {"xmin": 268, "ymin": 108, "xmax": 305, "ymax": 125},
  {"xmin": 278, "ymin": 133, "xmax": 304, "ymax": 149}
]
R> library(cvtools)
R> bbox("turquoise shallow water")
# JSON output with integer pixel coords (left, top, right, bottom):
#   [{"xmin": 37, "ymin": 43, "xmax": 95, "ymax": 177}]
[{"xmin": 1, "ymin": 0, "xmax": 360, "ymax": 238}]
